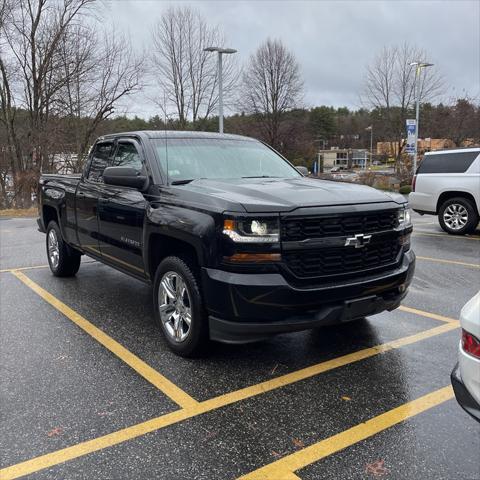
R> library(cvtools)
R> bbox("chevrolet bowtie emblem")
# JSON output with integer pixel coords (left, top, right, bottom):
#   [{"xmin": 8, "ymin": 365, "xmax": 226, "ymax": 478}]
[{"xmin": 345, "ymin": 233, "xmax": 372, "ymax": 248}]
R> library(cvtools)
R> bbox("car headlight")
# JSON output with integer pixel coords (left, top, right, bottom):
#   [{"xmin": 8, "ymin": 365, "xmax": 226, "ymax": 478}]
[
  {"xmin": 398, "ymin": 207, "xmax": 412, "ymax": 228},
  {"xmin": 223, "ymin": 217, "xmax": 279, "ymax": 243}
]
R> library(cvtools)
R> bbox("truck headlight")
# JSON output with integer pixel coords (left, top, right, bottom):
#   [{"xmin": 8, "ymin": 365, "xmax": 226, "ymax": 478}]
[
  {"xmin": 223, "ymin": 217, "xmax": 279, "ymax": 243},
  {"xmin": 398, "ymin": 207, "xmax": 412, "ymax": 228}
]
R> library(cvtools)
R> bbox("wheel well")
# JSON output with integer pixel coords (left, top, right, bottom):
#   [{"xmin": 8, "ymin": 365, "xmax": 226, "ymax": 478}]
[
  {"xmin": 436, "ymin": 191, "xmax": 478, "ymax": 215},
  {"xmin": 148, "ymin": 234, "xmax": 200, "ymax": 279},
  {"xmin": 43, "ymin": 205, "xmax": 58, "ymax": 227}
]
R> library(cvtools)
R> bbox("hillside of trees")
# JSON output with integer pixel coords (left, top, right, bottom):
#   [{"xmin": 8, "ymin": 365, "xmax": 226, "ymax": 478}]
[
  {"xmin": 4, "ymin": 98, "xmax": 476, "ymax": 167},
  {"xmin": 136, "ymin": 99, "xmax": 480, "ymax": 166}
]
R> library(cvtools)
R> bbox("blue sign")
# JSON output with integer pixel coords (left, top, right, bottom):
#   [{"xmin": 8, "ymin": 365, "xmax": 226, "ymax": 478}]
[
  {"xmin": 405, "ymin": 119, "xmax": 416, "ymax": 155},
  {"xmin": 313, "ymin": 159, "xmax": 318, "ymax": 175}
]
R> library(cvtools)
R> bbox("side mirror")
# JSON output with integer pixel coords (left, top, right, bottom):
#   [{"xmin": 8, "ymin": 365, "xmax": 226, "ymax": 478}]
[
  {"xmin": 103, "ymin": 167, "xmax": 148, "ymax": 190},
  {"xmin": 295, "ymin": 166, "xmax": 309, "ymax": 176}
]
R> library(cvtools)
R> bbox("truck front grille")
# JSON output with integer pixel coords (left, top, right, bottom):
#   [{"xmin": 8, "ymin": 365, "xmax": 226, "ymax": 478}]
[
  {"xmin": 281, "ymin": 211, "xmax": 398, "ymax": 241},
  {"xmin": 283, "ymin": 240, "xmax": 401, "ymax": 278}
]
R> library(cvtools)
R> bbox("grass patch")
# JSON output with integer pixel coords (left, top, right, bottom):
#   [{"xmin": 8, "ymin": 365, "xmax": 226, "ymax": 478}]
[
  {"xmin": 399, "ymin": 185, "xmax": 412, "ymax": 194},
  {"xmin": 0, "ymin": 207, "xmax": 38, "ymax": 218}
]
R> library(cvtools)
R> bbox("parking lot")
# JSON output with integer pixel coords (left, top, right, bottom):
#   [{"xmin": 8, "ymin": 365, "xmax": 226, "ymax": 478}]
[{"xmin": 1, "ymin": 212, "xmax": 479, "ymax": 480}]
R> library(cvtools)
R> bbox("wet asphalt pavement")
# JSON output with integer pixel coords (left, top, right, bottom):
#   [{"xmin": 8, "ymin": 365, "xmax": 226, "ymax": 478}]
[{"xmin": 0, "ymin": 212, "xmax": 479, "ymax": 479}]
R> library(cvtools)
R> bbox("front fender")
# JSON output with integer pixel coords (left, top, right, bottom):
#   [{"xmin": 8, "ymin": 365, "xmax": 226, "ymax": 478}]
[{"xmin": 145, "ymin": 204, "xmax": 218, "ymax": 268}]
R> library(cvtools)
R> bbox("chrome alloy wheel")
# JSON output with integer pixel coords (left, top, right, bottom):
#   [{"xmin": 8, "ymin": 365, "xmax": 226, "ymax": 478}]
[
  {"xmin": 158, "ymin": 272, "xmax": 192, "ymax": 343},
  {"xmin": 47, "ymin": 229, "xmax": 60, "ymax": 269},
  {"xmin": 443, "ymin": 203, "xmax": 468, "ymax": 230}
]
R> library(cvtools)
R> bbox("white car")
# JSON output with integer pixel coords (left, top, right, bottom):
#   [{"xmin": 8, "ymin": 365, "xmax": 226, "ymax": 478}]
[
  {"xmin": 410, "ymin": 148, "xmax": 480, "ymax": 235},
  {"xmin": 451, "ymin": 292, "xmax": 480, "ymax": 422}
]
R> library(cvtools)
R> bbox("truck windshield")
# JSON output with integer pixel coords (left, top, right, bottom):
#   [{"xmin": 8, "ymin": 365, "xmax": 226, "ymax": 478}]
[{"xmin": 152, "ymin": 138, "xmax": 300, "ymax": 183}]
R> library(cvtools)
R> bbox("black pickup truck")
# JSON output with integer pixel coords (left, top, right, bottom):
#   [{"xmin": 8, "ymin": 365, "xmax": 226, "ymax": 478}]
[{"xmin": 38, "ymin": 131, "xmax": 415, "ymax": 356}]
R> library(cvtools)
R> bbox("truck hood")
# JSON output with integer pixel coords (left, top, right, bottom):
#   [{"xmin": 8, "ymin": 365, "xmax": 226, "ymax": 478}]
[{"xmin": 180, "ymin": 177, "xmax": 404, "ymax": 213}]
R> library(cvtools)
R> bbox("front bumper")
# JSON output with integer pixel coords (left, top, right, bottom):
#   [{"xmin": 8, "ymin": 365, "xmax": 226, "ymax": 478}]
[
  {"xmin": 202, "ymin": 250, "xmax": 415, "ymax": 343},
  {"xmin": 451, "ymin": 361, "xmax": 480, "ymax": 422}
]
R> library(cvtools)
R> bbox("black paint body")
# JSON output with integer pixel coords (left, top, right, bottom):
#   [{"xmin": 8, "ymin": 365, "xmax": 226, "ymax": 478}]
[{"xmin": 38, "ymin": 131, "xmax": 415, "ymax": 343}]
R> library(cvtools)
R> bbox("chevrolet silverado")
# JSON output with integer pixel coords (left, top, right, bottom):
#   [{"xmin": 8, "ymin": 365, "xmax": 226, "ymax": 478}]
[{"xmin": 38, "ymin": 131, "xmax": 415, "ymax": 356}]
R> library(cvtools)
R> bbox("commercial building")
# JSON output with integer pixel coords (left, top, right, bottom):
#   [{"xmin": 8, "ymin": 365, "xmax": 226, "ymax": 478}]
[{"xmin": 317, "ymin": 148, "xmax": 370, "ymax": 170}]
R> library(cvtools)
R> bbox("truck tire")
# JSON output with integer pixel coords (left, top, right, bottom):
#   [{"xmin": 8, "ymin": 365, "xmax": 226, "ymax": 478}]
[
  {"xmin": 153, "ymin": 256, "xmax": 208, "ymax": 357},
  {"xmin": 438, "ymin": 197, "xmax": 479, "ymax": 235},
  {"xmin": 46, "ymin": 221, "xmax": 81, "ymax": 277}
]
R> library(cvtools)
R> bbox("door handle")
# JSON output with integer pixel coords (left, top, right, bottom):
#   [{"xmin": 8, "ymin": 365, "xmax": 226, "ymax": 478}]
[
  {"xmin": 77, "ymin": 191, "xmax": 85, "ymax": 197},
  {"xmin": 99, "ymin": 197, "xmax": 110, "ymax": 204}
]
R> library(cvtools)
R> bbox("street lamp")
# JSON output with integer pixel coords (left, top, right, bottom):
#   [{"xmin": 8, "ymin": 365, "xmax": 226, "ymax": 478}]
[
  {"xmin": 313, "ymin": 138, "xmax": 326, "ymax": 175},
  {"xmin": 204, "ymin": 46, "xmax": 237, "ymax": 134},
  {"xmin": 365, "ymin": 125, "xmax": 373, "ymax": 169},
  {"xmin": 409, "ymin": 61, "xmax": 434, "ymax": 174}
]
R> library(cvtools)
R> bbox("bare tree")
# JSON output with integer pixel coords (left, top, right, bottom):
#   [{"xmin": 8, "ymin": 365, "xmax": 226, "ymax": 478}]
[
  {"xmin": 0, "ymin": 0, "xmax": 143, "ymax": 206},
  {"xmin": 151, "ymin": 6, "xmax": 236, "ymax": 127},
  {"xmin": 56, "ymin": 27, "xmax": 143, "ymax": 169},
  {"xmin": 362, "ymin": 43, "xmax": 444, "ymax": 167},
  {"xmin": 0, "ymin": 0, "xmax": 14, "ymax": 30},
  {"xmin": 241, "ymin": 38, "xmax": 303, "ymax": 149},
  {"xmin": 0, "ymin": 41, "xmax": 22, "ymax": 186},
  {"xmin": 0, "ymin": 0, "xmax": 96, "ymax": 205}
]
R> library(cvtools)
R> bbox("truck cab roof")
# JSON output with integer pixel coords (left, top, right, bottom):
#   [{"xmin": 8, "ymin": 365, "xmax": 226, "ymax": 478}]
[{"xmin": 98, "ymin": 130, "xmax": 257, "ymax": 142}]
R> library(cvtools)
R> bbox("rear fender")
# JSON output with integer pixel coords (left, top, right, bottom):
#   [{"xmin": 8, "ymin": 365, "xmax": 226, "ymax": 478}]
[{"xmin": 41, "ymin": 187, "xmax": 68, "ymax": 240}]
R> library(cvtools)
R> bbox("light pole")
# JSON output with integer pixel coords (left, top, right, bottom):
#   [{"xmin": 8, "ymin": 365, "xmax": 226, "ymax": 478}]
[
  {"xmin": 365, "ymin": 125, "xmax": 373, "ymax": 169},
  {"xmin": 204, "ymin": 47, "xmax": 237, "ymax": 134},
  {"xmin": 409, "ymin": 61, "xmax": 434, "ymax": 174},
  {"xmin": 314, "ymin": 138, "xmax": 326, "ymax": 175}
]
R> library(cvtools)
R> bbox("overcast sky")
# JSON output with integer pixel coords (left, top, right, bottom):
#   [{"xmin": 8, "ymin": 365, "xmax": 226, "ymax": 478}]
[{"xmin": 102, "ymin": 0, "xmax": 480, "ymax": 118}]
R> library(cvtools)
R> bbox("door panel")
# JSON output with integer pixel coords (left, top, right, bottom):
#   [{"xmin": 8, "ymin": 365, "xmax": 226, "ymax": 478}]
[
  {"xmin": 75, "ymin": 182, "xmax": 103, "ymax": 254},
  {"xmin": 97, "ymin": 187, "xmax": 146, "ymax": 275},
  {"xmin": 97, "ymin": 140, "xmax": 147, "ymax": 276},
  {"xmin": 75, "ymin": 141, "xmax": 114, "ymax": 255}
]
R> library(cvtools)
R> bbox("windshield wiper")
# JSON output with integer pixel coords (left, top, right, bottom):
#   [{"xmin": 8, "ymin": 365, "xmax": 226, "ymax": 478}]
[
  {"xmin": 241, "ymin": 175, "xmax": 279, "ymax": 179},
  {"xmin": 171, "ymin": 179, "xmax": 195, "ymax": 185}
]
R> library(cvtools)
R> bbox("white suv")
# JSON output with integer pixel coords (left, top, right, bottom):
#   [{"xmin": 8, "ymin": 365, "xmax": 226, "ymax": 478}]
[{"xmin": 410, "ymin": 148, "xmax": 480, "ymax": 235}]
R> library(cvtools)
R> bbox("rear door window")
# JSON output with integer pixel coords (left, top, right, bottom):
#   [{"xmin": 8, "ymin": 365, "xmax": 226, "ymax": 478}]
[{"xmin": 417, "ymin": 151, "xmax": 479, "ymax": 174}]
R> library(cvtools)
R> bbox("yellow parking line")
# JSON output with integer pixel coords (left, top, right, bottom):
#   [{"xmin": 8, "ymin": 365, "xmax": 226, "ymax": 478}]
[
  {"xmin": 0, "ymin": 264, "xmax": 49, "ymax": 273},
  {"xmin": 199, "ymin": 321, "xmax": 458, "ymax": 410},
  {"xmin": 0, "ymin": 260, "xmax": 98, "ymax": 273},
  {"xmin": 0, "ymin": 320, "xmax": 459, "ymax": 480},
  {"xmin": 416, "ymin": 256, "xmax": 479, "ymax": 269},
  {"xmin": 237, "ymin": 386, "xmax": 454, "ymax": 479},
  {"xmin": 414, "ymin": 231, "xmax": 480, "ymax": 240},
  {"xmin": 11, "ymin": 270, "xmax": 198, "ymax": 410},
  {"xmin": 0, "ymin": 409, "xmax": 191, "ymax": 480},
  {"xmin": 398, "ymin": 305, "xmax": 458, "ymax": 324}
]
